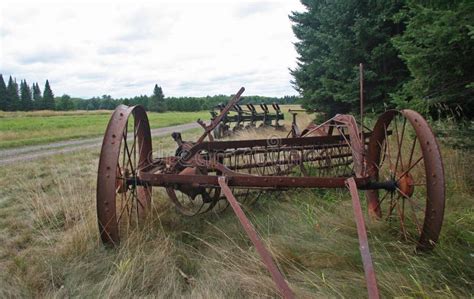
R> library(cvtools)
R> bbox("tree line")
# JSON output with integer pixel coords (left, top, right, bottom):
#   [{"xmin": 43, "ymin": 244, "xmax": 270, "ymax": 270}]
[
  {"xmin": 0, "ymin": 74, "xmax": 299, "ymax": 112},
  {"xmin": 74, "ymin": 92, "xmax": 298, "ymax": 112},
  {"xmin": 290, "ymin": 0, "xmax": 473, "ymax": 119},
  {"xmin": 0, "ymin": 76, "xmax": 299, "ymax": 112}
]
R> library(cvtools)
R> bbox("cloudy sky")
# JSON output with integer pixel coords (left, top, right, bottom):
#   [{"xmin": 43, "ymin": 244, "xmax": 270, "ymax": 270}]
[{"xmin": 0, "ymin": 0, "xmax": 304, "ymax": 98}]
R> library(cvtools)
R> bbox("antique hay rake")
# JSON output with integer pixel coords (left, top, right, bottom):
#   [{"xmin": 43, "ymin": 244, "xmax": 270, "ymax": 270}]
[
  {"xmin": 96, "ymin": 85, "xmax": 445, "ymax": 298},
  {"xmin": 210, "ymin": 101, "xmax": 285, "ymax": 139}
]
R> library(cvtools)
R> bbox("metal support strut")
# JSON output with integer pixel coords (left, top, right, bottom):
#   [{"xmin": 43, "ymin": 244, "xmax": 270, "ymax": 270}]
[
  {"xmin": 346, "ymin": 177, "xmax": 380, "ymax": 299},
  {"xmin": 218, "ymin": 176, "xmax": 295, "ymax": 299}
]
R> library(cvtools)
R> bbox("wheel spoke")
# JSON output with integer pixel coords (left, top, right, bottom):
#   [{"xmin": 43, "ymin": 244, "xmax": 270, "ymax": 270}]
[
  {"xmin": 397, "ymin": 156, "xmax": 423, "ymax": 180},
  {"xmin": 375, "ymin": 190, "xmax": 390, "ymax": 211},
  {"xmin": 395, "ymin": 187, "xmax": 423, "ymax": 235},
  {"xmin": 408, "ymin": 135, "xmax": 417, "ymax": 167},
  {"xmin": 396, "ymin": 196, "xmax": 408, "ymax": 240},
  {"xmin": 375, "ymin": 140, "xmax": 391, "ymax": 181},
  {"xmin": 386, "ymin": 192, "xmax": 396, "ymax": 220},
  {"xmin": 123, "ymin": 131, "xmax": 136, "ymax": 175},
  {"xmin": 117, "ymin": 189, "xmax": 134, "ymax": 224},
  {"xmin": 396, "ymin": 187, "xmax": 423, "ymax": 211},
  {"xmin": 383, "ymin": 124, "xmax": 394, "ymax": 176},
  {"xmin": 394, "ymin": 117, "xmax": 406, "ymax": 173},
  {"xmin": 407, "ymin": 199, "xmax": 423, "ymax": 234},
  {"xmin": 122, "ymin": 124, "xmax": 127, "ymax": 173},
  {"xmin": 130, "ymin": 120, "xmax": 142, "ymax": 173}
]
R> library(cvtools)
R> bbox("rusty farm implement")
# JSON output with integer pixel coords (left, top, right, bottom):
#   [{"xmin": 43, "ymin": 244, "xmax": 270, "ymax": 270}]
[
  {"xmin": 210, "ymin": 101, "xmax": 285, "ymax": 138},
  {"xmin": 97, "ymin": 84, "xmax": 445, "ymax": 298}
]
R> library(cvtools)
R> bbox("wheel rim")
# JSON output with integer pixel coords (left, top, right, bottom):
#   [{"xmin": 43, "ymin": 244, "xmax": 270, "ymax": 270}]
[
  {"xmin": 366, "ymin": 110, "xmax": 445, "ymax": 251},
  {"xmin": 97, "ymin": 105, "xmax": 152, "ymax": 246}
]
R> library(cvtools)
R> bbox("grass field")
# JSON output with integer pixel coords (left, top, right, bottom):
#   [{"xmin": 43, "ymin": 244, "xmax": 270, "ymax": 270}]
[
  {"xmin": 0, "ymin": 110, "xmax": 210, "ymax": 149},
  {"xmin": 0, "ymin": 105, "xmax": 302, "ymax": 149},
  {"xmin": 0, "ymin": 112, "xmax": 472, "ymax": 298}
]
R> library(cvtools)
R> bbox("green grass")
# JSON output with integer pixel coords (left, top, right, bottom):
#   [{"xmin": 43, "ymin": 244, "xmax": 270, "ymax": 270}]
[
  {"xmin": 0, "ymin": 119, "xmax": 472, "ymax": 297},
  {"xmin": 0, "ymin": 110, "xmax": 210, "ymax": 149},
  {"xmin": 0, "ymin": 105, "xmax": 302, "ymax": 149}
]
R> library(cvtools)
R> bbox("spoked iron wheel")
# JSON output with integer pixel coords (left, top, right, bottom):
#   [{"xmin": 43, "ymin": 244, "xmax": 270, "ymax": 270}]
[
  {"xmin": 366, "ymin": 110, "xmax": 445, "ymax": 251},
  {"xmin": 166, "ymin": 185, "xmax": 223, "ymax": 216},
  {"xmin": 97, "ymin": 105, "xmax": 152, "ymax": 246}
]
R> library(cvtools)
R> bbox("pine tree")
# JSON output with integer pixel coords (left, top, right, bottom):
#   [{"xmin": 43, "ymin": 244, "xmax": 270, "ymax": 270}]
[
  {"xmin": 6, "ymin": 76, "xmax": 20, "ymax": 111},
  {"xmin": 33, "ymin": 83, "xmax": 42, "ymax": 110},
  {"xmin": 149, "ymin": 84, "xmax": 166, "ymax": 112},
  {"xmin": 20, "ymin": 80, "xmax": 33, "ymax": 111},
  {"xmin": 43, "ymin": 80, "xmax": 55, "ymax": 110},
  {"xmin": 0, "ymin": 75, "xmax": 7, "ymax": 111}
]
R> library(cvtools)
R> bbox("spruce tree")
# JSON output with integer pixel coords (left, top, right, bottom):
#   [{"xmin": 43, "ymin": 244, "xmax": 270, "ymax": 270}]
[
  {"xmin": 0, "ymin": 75, "xmax": 7, "ymax": 111},
  {"xmin": 20, "ymin": 80, "xmax": 33, "ymax": 111},
  {"xmin": 392, "ymin": 0, "xmax": 474, "ymax": 118},
  {"xmin": 289, "ymin": 0, "xmax": 408, "ymax": 116},
  {"xmin": 149, "ymin": 84, "xmax": 166, "ymax": 112},
  {"xmin": 43, "ymin": 80, "xmax": 55, "ymax": 110},
  {"xmin": 33, "ymin": 83, "xmax": 42, "ymax": 110},
  {"xmin": 6, "ymin": 76, "xmax": 20, "ymax": 111}
]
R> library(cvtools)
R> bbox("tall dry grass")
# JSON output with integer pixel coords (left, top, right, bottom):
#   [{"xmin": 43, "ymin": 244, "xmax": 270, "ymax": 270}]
[{"xmin": 0, "ymin": 118, "xmax": 472, "ymax": 298}]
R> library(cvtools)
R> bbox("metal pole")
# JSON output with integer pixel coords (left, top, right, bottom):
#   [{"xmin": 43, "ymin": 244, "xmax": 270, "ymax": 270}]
[
  {"xmin": 346, "ymin": 177, "xmax": 380, "ymax": 299},
  {"xmin": 218, "ymin": 176, "xmax": 295, "ymax": 299},
  {"xmin": 359, "ymin": 63, "xmax": 364, "ymax": 137}
]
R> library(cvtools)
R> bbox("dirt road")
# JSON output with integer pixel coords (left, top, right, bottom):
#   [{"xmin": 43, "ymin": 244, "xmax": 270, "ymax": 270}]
[{"xmin": 0, "ymin": 122, "xmax": 199, "ymax": 166}]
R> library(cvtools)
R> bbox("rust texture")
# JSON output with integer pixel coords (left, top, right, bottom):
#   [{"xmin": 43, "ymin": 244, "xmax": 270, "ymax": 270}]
[{"xmin": 97, "ymin": 80, "xmax": 446, "ymax": 297}]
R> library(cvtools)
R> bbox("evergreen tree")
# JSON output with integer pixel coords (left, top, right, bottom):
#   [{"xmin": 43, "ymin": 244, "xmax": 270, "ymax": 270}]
[
  {"xmin": 33, "ymin": 83, "xmax": 42, "ymax": 110},
  {"xmin": 43, "ymin": 80, "xmax": 55, "ymax": 110},
  {"xmin": 0, "ymin": 75, "xmax": 7, "ymax": 111},
  {"xmin": 6, "ymin": 76, "xmax": 20, "ymax": 111},
  {"xmin": 149, "ymin": 84, "xmax": 166, "ymax": 112},
  {"xmin": 19, "ymin": 80, "xmax": 33, "ymax": 111},
  {"xmin": 289, "ymin": 0, "xmax": 408, "ymax": 116},
  {"xmin": 392, "ymin": 0, "xmax": 474, "ymax": 118}
]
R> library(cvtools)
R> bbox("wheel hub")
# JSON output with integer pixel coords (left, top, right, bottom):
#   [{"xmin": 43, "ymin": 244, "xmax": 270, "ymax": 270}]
[
  {"xmin": 116, "ymin": 167, "xmax": 131, "ymax": 193},
  {"xmin": 397, "ymin": 172, "xmax": 414, "ymax": 197}
]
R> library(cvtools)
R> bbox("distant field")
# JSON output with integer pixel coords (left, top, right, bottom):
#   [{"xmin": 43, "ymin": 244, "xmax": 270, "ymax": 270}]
[
  {"xmin": 0, "ymin": 105, "xmax": 302, "ymax": 149},
  {"xmin": 0, "ymin": 110, "xmax": 209, "ymax": 149}
]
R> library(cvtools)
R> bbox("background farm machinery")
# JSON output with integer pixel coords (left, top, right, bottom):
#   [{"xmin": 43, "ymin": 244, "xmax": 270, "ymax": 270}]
[
  {"xmin": 97, "ymin": 82, "xmax": 445, "ymax": 298},
  {"xmin": 210, "ymin": 101, "xmax": 285, "ymax": 138}
]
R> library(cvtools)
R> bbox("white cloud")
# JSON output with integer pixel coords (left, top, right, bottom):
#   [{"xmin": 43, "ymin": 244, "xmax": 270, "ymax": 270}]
[{"xmin": 0, "ymin": 0, "xmax": 304, "ymax": 98}]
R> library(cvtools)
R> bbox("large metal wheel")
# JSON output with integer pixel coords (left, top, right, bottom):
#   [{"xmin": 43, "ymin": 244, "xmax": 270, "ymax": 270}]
[
  {"xmin": 166, "ymin": 186, "xmax": 224, "ymax": 216},
  {"xmin": 97, "ymin": 105, "xmax": 152, "ymax": 246},
  {"xmin": 366, "ymin": 110, "xmax": 445, "ymax": 251}
]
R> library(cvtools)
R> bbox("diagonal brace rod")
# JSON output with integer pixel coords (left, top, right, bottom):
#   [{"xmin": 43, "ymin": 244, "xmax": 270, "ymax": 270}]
[
  {"xmin": 346, "ymin": 177, "xmax": 380, "ymax": 299},
  {"xmin": 218, "ymin": 176, "xmax": 294, "ymax": 299}
]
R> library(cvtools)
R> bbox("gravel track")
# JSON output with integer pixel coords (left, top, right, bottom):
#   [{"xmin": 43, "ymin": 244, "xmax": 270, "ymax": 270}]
[{"xmin": 0, "ymin": 122, "xmax": 199, "ymax": 166}]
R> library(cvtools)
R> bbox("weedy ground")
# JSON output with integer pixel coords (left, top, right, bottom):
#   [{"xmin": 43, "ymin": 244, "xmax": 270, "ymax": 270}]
[{"xmin": 0, "ymin": 115, "xmax": 472, "ymax": 298}]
